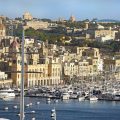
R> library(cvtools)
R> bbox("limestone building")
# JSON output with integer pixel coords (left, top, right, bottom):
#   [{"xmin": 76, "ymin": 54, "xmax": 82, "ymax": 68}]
[
  {"xmin": 95, "ymin": 29, "xmax": 116, "ymax": 39},
  {"xmin": 63, "ymin": 47, "xmax": 101, "ymax": 82},
  {"xmin": 24, "ymin": 20, "xmax": 49, "ymax": 30},
  {"xmin": 0, "ymin": 18, "xmax": 6, "ymax": 37},
  {"xmin": 10, "ymin": 40, "xmax": 62, "ymax": 87},
  {"xmin": 69, "ymin": 15, "xmax": 76, "ymax": 22},
  {"xmin": 23, "ymin": 12, "xmax": 33, "ymax": 20}
]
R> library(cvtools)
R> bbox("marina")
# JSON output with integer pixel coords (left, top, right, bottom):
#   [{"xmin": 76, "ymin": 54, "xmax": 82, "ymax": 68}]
[{"xmin": 0, "ymin": 97, "xmax": 120, "ymax": 120}]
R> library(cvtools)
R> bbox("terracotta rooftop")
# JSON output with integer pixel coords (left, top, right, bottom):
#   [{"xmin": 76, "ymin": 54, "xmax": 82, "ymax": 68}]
[{"xmin": 10, "ymin": 40, "xmax": 20, "ymax": 48}]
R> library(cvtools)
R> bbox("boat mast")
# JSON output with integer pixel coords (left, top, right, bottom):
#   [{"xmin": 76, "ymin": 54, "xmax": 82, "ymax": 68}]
[
  {"xmin": 91, "ymin": 68, "xmax": 94, "ymax": 96},
  {"xmin": 20, "ymin": 27, "xmax": 25, "ymax": 120}
]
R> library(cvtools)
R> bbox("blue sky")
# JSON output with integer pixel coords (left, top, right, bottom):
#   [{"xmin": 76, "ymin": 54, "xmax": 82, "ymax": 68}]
[{"xmin": 0, "ymin": 0, "xmax": 120, "ymax": 20}]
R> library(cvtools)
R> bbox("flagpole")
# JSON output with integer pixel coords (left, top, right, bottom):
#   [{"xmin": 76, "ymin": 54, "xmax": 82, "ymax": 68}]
[{"xmin": 20, "ymin": 26, "xmax": 25, "ymax": 120}]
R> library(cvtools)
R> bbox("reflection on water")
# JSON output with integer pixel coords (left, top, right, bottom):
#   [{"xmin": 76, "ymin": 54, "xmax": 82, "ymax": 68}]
[{"xmin": 1, "ymin": 97, "xmax": 15, "ymax": 101}]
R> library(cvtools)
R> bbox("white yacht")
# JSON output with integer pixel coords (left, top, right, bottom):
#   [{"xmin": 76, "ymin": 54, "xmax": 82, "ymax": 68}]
[
  {"xmin": 61, "ymin": 92, "xmax": 70, "ymax": 100},
  {"xmin": 89, "ymin": 95, "xmax": 98, "ymax": 101},
  {"xmin": 78, "ymin": 96, "xmax": 85, "ymax": 101},
  {"xmin": 0, "ymin": 88, "xmax": 15, "ymax": 98}
]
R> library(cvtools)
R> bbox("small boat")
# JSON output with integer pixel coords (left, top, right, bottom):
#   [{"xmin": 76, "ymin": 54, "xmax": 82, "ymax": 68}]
[
  {"xmin": 37, "ymin": 101, "xmax": 40, "ymax": 105},
  {"xmin": 70, "ymin": 93, "xmax": 78, "ymax": 99},
  {"xmin": 78, "ymin": 96, "xmax": 85, "ymax": 101},
  {"xmin": 4, "ymin": 107, "xmax": 8, "ymax": 110},
  {"xmin": 0, "ymin": 88, "xmax": 15, "ymax": 98},
  {"xmin": 25, "ymin": 104, "xmax": 30, "ymax": 107},
  {"xmin": 13, "ymin": 105, "xmax": 18, "ymax": 109},
  {"xmin": 89, "ymin": 95, "xmax": 98, "ymax": 101},
  {"xmin": 51, "ymin": 108, "xmax": 56, "ymax": 120},
  {"xmin": 31, "ymin": 117, "xmax": 35, "ymax": 120},
  {"xmin": 61, "ymin": 92, "xmax": 70, "ymax": 100}
]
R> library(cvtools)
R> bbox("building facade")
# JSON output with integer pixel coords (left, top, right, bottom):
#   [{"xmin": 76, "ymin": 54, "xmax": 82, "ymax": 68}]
[
  {"xmin": 0, "ymin": 22, "xmax": 6, "ymax": 37},
  {"xmin": 23, "ymin": 12, "xmax": 33, "ymax": 20},
  {"xmin": 24, "ymin": 20, "xmax": 49, "ymax": 30}
]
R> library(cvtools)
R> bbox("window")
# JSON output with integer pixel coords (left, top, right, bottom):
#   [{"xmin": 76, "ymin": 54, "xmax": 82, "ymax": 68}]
[{"xmin": 13, "ymin": 60, "xmax": 16, "ymax": 64}]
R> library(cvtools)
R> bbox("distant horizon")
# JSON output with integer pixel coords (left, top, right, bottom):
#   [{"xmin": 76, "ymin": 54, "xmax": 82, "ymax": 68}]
[
  {"xmin": 1, "ymin": 13, "xmax": 120, "ymax": 22},
  {"xmin": 0, "ymin": 0, "xmax": 120, "ymax": 20}
]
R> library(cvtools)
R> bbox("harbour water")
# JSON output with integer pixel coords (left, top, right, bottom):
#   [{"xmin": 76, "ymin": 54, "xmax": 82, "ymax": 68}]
[{"xmin": 0, "ymin": 97, "xmax": 120, "ymax": 120}]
